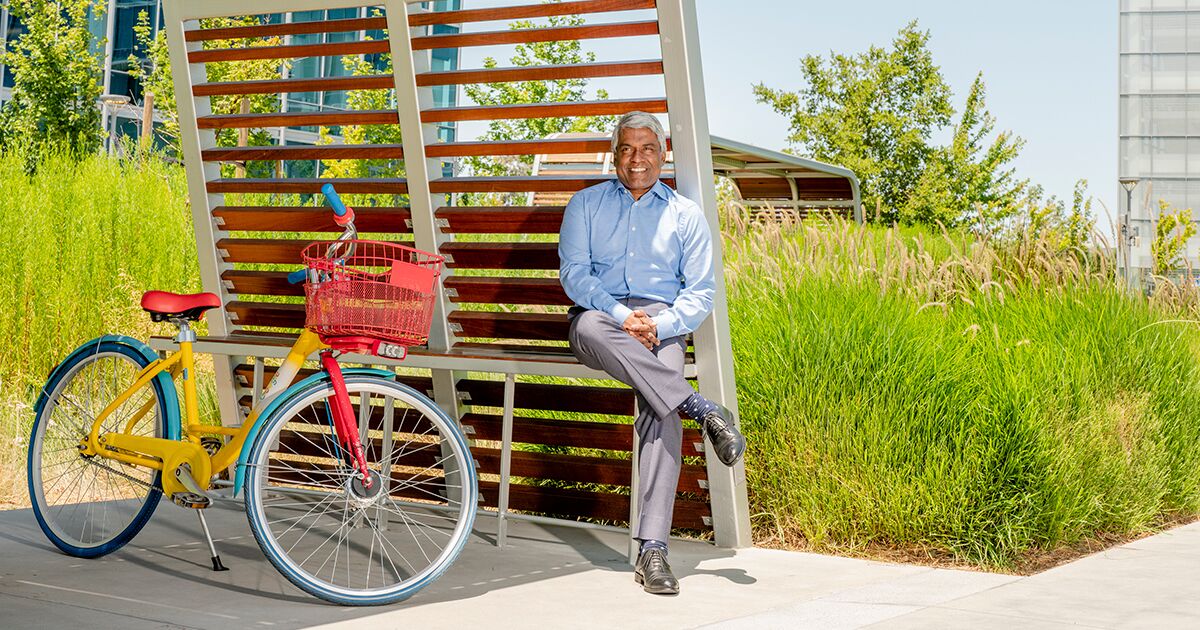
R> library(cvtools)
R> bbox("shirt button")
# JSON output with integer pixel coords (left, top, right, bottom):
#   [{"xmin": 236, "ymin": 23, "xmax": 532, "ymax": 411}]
[{"xmin": 629, "ymin": 252, "xmax": 634, "ymax": 257}]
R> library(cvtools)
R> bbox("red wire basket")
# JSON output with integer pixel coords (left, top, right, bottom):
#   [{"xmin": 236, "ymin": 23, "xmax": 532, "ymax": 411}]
[{"xmin": 301, "ymin": 240, "xmax": 444, "ymax": 347}]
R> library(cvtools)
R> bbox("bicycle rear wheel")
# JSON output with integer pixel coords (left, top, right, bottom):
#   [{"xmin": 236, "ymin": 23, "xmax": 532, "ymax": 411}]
[
  {"xmin": 244, "ymin": 375, "xmax": 477, "ymax": 605},
  {"xmin": 28, "ymin": 338, "xmax": 170, "ymax": 557}
]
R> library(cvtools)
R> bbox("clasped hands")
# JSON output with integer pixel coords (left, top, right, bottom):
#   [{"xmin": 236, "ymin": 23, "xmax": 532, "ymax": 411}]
[{"xmin": 622, "ymin": 310, "xmax": 659, "ymax": 350}]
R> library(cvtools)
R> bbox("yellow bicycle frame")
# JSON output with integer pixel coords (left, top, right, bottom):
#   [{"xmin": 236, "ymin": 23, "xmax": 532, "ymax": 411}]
[{"xmin": 82, "ymin": 329, "xmax": 327, "ymax": 497}]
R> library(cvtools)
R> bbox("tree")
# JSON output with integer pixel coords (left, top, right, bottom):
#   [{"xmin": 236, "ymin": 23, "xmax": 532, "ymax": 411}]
[
  {"xmin": 1151, "ymin": 201, "xmax": 1196, "ymax": 276},
  {"xmin": 0, "ymin": 0, "xmax": 105, "ymax": 155},
  {"xmin": 461, "ymin": 9, "xmax": 616, "ymax": 203},
  {"xmin": 901, "ymin": 74, "xmax": 1026, "ymax": 227},
  {"xmin": 753, "ymin": 21, "xmax": 953, "ymax": 222}
]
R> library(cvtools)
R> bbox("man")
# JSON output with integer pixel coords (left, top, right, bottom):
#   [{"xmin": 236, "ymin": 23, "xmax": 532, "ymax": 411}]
[{"xmin": 558, "ymin": 111, "xmax": 746, "ymax": 595}]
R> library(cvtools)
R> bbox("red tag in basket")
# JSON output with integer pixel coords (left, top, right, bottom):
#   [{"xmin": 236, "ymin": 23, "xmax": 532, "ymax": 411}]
[{"xmin": 389, "ymin": 261, "xmax": 435, "ymax": 294}]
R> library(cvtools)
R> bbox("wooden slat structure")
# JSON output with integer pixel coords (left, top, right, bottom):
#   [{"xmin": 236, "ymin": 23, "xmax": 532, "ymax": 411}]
[{"xmin": 162, "ymin": 0, "xmax": 750, "ymax": 551}]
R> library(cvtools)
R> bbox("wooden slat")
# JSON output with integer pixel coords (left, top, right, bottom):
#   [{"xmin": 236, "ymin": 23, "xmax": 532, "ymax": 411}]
[
  {"xmin": 223, "ymin": 270, "xmax": 303, "ymax": 297},
  {"xmin": 430, "ymin": 175, "xmax": 606, "ymax": 194},
  {"xmin": 478, "ymin": 481, "xmax": 712, "ymax": 531},
  {"xmin": 184, "ymin": 17, "xmax": 387, "ymax": 42},
  {"xmin": 194, "ymin": 74, "xmax": 393, "ymax": 97},
  {"xmin": 436, "ymin": 207, "xmax": 563, "ymax": 233},
  {"xmin": 214, "ymin": 206, "xmax": 411, "ymax": 232},
  {"xmin": 218, "ymin": 238, "xmax": 309, "ymax": 264},
  {"xmin": 207, "ymin": 178, "xmax": 409, "ymax": 195},
  {"xmin": 417, "ymin": 59, "xmax": 662, "ymax": 86},
  {"xmin": 421, "ymin": 98, "xmax": 667, "ymax": 124},
  {"xmin": 443, "ymin": 277, "xmax": 570, "ymax": 305},
  {"xmin": 449, "ymin": 311, "xmax": 569, "ymax": 341},
  {"xmin": 472, "ymin": 448, "xmax": 707, "ymax": 492},
  {"xmin": 458, "ymin": 379, "xmax": 631, "ymax": 416},
  {"xmin": 425, "ymin": 136, "xmax": 672, "ymax": 158},
  {"xmin": 440, "ymin": 242, "xmax": 559, "ymax": 269},
  {"xmin": 227, "ymin": 301, "xmax": 304, "ymax": 328},
  {"xmin": 197, "ymin": 110, "xmax": 398, "ymax": 130},
  {"xmin": 203, "ymin": 144, "xmax": 404, "ymax": 162},
  {"xmin": 408, "ymin": 0, "xmax": 656, "ymax": 27},
  {"xmin": 460, "ymin": 413, "xmax": 705, "ymax": 456},
  {"xmin": 411, "ymin": 20, "xmax": 660, "ymax": 50},
  {"xmin": 189, "ymin": 40, "xmax": 390, "ymax": 63},
  {"xmin": 273, "ymin": 433, "xmax": 442, "ymax": 469}
]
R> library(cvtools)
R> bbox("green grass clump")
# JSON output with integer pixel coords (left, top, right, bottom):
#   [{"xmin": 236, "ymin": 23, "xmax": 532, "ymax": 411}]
[
  {"xmin": 727, "ymin": 216, "xmax": 1200, "ymax": 568},
  {"xmin": 0, "ymin": 149, "xmax": 198, "ymax": 505}
]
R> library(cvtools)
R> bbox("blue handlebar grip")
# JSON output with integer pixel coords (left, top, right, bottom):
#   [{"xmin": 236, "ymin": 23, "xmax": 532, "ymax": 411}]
[
  {"xmin": 287, "ymin": 269, "xmax": 308, "ymax": 285},
  {"xmin": 322, "ymin": 183, "xmax": 348, "ymax": 217}
]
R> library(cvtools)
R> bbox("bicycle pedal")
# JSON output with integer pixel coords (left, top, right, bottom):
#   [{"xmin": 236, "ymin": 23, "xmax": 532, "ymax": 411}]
[{"xmin": 172, "ymin": 492, "xmax": 211, "ymax": 509}]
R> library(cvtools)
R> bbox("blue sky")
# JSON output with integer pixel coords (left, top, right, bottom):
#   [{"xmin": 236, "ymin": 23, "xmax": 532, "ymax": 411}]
[
  {"xmin": 458, "ymin": 1, "xmax": 1117, "ymax": 216},
  {"xmin": 693, "ymin": 1, "xmax": 1117, "ymax": 216}
]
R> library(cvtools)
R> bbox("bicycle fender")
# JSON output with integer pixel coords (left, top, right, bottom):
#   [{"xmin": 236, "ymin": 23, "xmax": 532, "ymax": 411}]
[
  {"xmin": 34, "ymin": 335, "xmax": 182, "ymax": 440},
  {"xmin": 233, "ymin": 367, "xmax": 395, "ymax": 495}
]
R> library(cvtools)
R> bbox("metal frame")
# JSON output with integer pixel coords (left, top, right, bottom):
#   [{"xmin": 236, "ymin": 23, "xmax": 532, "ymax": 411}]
[{"xmin": 656, "ymin": 0, "xmax": 751, "ymax": 548}]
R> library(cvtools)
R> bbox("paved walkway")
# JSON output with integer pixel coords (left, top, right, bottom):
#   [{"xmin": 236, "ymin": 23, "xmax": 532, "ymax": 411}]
[{"xmin": 0, "ymin": 500, "xmax": 1196, "ymax": 629}]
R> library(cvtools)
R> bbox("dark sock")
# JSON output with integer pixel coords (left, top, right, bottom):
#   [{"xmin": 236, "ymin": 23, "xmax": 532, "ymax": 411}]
[
  {"xmin": 639, "ymin": 539, "xmax": 668, "ymax": 556},
  {"xmin": 676, "ymin": 392, "xmax": 718, "ymax": 420}
]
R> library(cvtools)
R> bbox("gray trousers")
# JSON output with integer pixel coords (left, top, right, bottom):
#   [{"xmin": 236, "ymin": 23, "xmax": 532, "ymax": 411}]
[{"xmin": 568, "ymin": 298, "xmax": 695, "ymax": 543}]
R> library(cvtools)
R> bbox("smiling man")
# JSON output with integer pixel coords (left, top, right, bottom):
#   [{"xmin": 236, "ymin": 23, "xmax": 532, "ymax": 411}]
[{"xmin": 558, "ymin": 111, "xmax": 746, "ymax": 596}]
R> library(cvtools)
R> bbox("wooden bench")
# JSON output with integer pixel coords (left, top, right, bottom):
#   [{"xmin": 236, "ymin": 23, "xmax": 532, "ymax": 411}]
[{"xmin": 162, "ymin": 0, "xmax": 749, "ymax": 554}]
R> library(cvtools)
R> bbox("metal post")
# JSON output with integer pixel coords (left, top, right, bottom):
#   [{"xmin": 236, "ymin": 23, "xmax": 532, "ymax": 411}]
[
  {"xmin": 498, "ymin": 373, "xmax": 516, "ymax": 548},
  {"xmin": 628, "ymin": 400, "xmax": 640, "ymax": 565},
  {"xmin": 656, "ymin": 0, "xmax": 752, "ymax": 549}
]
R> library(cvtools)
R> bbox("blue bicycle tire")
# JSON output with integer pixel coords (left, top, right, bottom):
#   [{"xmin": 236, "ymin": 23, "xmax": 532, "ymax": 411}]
[
  {"xmin": 27, "ymin": 337, "xmax": 173, "ymax": 558},
  {"xmin": 244, "ymin": 375, "xmax": 478, "ymax": 605}
]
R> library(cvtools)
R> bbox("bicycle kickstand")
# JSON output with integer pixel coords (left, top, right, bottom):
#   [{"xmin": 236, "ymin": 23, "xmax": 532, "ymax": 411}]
[{"xmin": 196, "ymin": 510, "xmax": 230, "ymax": 572}]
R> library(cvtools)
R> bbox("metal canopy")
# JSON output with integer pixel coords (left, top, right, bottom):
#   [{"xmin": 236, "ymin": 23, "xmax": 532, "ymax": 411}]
[{"xmin": 710, "ymin": 135, "xmax": 862, "ymax": 223}]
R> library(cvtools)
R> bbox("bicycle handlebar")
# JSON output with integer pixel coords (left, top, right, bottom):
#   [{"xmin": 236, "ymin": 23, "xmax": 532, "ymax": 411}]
[{"xmin": 322, "ymin": 183, "xmax": 355, "ymax": 226}]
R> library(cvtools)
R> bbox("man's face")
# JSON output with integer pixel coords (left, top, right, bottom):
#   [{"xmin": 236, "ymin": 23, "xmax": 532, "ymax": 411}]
[{"xmin": 614, "ymin": 126, "xmax": 664, "ymax": 199}]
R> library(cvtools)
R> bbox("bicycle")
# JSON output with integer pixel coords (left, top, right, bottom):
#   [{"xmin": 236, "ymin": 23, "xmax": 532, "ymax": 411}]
[{"xmin": 26, "ymin": 184, "xmax": 479, "ymax": 606}]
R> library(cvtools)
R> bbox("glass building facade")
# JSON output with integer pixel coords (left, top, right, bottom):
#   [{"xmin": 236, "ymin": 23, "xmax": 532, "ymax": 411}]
[{"xmin": 1119, "ymin": 1, "xmax": 1200, "ymax": 272}]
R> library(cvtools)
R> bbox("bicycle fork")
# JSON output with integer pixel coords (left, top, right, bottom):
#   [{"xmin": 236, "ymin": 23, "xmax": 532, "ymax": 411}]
[{"xmin": 319, "ymin": 351, "xmax": 373, "ymax": 489}]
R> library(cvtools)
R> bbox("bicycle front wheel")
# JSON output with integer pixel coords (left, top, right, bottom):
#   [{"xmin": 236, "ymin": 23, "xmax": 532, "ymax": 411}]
[
  {"xmin": 28, "ymin": 339, "xmax": 170, "ymax": 557},
  {"xmin": 244, "ymin": 375, "xmax": 477, "ymax": 606}
]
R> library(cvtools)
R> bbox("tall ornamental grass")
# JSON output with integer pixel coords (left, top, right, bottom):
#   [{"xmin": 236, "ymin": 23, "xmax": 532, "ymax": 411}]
[
  {"xmin": 726, "ymin": 213, "xmax": 1200, "ymax": 569},
  {"xmin": 0, "ymin": 150, "xmax": 197, "ymax": 506}
]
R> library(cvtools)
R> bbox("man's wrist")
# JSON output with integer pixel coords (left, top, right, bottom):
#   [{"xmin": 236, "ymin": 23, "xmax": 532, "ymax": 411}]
[
  {"xmin": 651, "ymin": 312, "xmax": 676, "ymax": 339},
  {"xmin": 608, "ymin": 303, "xmax": 634, "ymax": 323}
]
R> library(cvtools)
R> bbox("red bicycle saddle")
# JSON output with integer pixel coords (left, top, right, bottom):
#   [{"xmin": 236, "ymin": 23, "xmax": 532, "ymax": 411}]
[{"xmin": 141, "ymin": 291, "xmax": 222, "ymax": 322}]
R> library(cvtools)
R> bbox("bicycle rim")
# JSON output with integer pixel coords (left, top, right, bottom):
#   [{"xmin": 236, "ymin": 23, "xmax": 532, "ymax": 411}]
[
  {"xmin": 29, "ymin": 348, "xmax": 164, "ymax": 556},
  {"xmin": 245, "ymin": 377, "xmax": 477, "ymax": 605}
]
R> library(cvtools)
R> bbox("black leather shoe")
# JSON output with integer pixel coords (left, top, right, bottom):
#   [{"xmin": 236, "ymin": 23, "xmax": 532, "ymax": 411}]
[
  {"xmin": 700, "ymin": 405, "xmax": 746, "ymax": 466},
  {"xmin": 635, "ymin": 548, "xmax": 679, "ymax": 595}
]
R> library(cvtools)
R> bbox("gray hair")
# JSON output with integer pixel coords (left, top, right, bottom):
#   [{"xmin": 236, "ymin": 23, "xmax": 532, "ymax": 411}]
[{"xmin": 611, "ymin": 111, "xmax": 667, "ymax": 156}]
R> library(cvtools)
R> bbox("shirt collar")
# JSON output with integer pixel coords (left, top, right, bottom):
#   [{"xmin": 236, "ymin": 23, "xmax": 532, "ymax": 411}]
[{"xmin": 613, "ymin": 178, "xmax": 669, "ymax": 202}]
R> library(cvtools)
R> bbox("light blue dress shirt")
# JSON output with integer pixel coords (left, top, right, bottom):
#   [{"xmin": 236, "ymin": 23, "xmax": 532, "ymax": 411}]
[{"xmin": 558, "ymin": 179, "xmax": 715, "ymax": 340}]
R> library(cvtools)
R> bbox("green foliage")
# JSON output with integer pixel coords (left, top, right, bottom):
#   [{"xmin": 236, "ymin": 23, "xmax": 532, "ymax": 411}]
[
  {"xmin": 726, "ymin": 217, "xmax": 1200, "ymax": 568},
  {"xmin": 127, "ymin": 14, "xmax": 290, "ymax": 154},
  {"xmin": 1151, "ymin": 200, "xmax": 1197, "ymax": 276},
  {"xmin": 753, "ymin": 22, "xmax": 1028, "ymax": 229},
  {"xmin": 902, "ymin": 75, "xmax": 1026, "ymax": 227},
  {"xmin": 0, "ymin": 0, "xmax": 105, "ymax": 155},
  {"xmin": 317, "ymin": 46, "xmax": 404, "ymax": 184},
  {"xmin": 462, "ymin": 9, "xmax": 615, "ymax": 203},
  {"xmin": 127, "ymin": 9, "xmax": 177, "ymax": 148},
  {"xmin": 0, "ymin": 150, "xmax": 198, "ymax": 394}
]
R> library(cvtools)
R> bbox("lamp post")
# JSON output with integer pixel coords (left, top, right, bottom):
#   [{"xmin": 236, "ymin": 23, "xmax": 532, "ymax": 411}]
[
  {"xmin": 1119, "ymin": 178, "xmax": 1140, "ymax": 290},
  {"xmin": 97, "ymin": 94, "xmax": 131, "ymax": 157}
]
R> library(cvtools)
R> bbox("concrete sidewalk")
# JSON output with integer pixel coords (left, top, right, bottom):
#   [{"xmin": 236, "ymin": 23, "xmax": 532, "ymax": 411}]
[{"xmin": 0, "ymin": 499, "xmax": 1196, "ymax": 629}]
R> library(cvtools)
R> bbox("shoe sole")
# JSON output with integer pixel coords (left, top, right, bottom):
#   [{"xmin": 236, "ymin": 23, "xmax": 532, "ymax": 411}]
[{"xmin": 635, "ymin": 571, "xmax": 679, "ymax": 595}]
